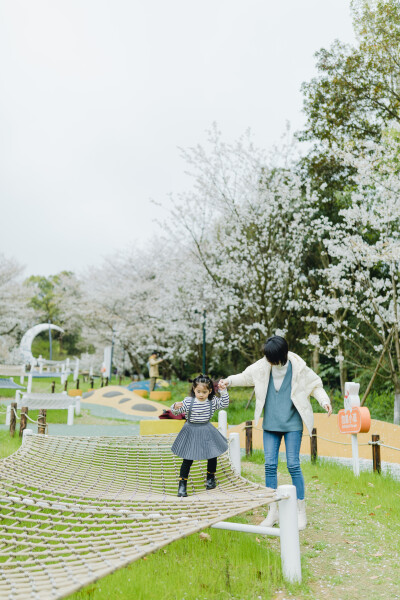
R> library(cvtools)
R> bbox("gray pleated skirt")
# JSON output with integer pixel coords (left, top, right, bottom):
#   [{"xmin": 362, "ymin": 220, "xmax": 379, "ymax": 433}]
[{"xmin": 171, "ymin": 422, "xmax": 228, "ymax": 460}]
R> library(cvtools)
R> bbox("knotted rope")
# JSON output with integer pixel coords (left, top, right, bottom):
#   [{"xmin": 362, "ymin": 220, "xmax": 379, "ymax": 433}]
[{"xmin": 0, "ymin": 433, "xmax": 275, "ymax": 600}]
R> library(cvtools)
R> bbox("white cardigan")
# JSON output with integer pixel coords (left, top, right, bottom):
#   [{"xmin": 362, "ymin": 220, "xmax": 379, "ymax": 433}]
[{"xmin": 227, "ymin": 351, "xmax": 331, "ymax": 435}]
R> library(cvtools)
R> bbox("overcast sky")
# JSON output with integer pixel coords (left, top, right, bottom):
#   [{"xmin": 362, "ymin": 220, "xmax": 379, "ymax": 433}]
[{"xmin": 0, "ymin": 1, "xmax": 355, "ymax": 277}]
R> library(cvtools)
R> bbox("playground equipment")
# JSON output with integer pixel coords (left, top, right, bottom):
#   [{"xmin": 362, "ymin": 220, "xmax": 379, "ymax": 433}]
[
  {"xmin": 149, "ymin": 390, "xmax": 172, "ymax": 401},
  {"xmin": 81, "ymin": 385, "xmax": 165, "ymax": 419},
  {"xmin": 0, "ymin": 432, "xmax": 301, "ymax": 599},
  {"xmin": 0, "ymin": 360, "xmax": 76, "ymax": 386},
  {"xmin": 126, "ymin": 378, "xmax": 170, "ymax": 392},
  {"xmin": 6, "ymin": 391, "xmax": 81, "ymax": 426},
  {"xmin": 19, "ymin": 323, "xmax": 64, "ymax": 365},
  {"xmin": 0, "ymin": 365, "xmax": 26, "ymax": 384}
]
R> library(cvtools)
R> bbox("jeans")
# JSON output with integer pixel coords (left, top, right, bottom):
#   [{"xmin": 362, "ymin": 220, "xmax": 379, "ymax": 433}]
[{"xmin": 263, "ymin": 430, "xmax": 305, "ymax": 500}]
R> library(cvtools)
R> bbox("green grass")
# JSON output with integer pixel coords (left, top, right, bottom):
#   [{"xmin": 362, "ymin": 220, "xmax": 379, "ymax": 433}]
[
  {"xmin": 243, "ymin": 452, "xmax": 400, "ymax": 537},
  {"xmin": 68, "ymin": 524, "xmax": 284, "ymax": 600},
  {"xmin": 300, "ymin": 457, "xmax": 400, "ymax": 540},
  {"xmin": 0, "ymin": 430, "xmax": 22, "ymax": 459}
]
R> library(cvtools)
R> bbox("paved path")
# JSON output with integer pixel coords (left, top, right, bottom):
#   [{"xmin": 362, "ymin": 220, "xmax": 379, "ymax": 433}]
[{"xmin": 0, "ymin": 423, "xmax": 140, "ymax": 437}]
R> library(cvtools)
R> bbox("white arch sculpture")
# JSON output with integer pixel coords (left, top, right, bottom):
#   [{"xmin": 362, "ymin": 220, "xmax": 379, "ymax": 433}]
[{"xmin": 19, "ymin": 323, "xmax": 64, "ymax": 365}]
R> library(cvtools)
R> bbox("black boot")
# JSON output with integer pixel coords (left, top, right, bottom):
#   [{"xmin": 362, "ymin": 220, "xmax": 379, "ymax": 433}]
[
  {"xmin": 206, "ymin": 472, "xmax": 216, "ymax": 490},
  {"xmin": 177, "ymin": 478, "xmax": 188, "ymax": 497}
]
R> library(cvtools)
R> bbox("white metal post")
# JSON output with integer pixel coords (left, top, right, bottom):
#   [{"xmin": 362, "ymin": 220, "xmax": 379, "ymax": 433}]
[
  {"xmin": 61, "ymin": 364, "xmax": 66, "ymax": 385},
  {"xmin": 39, "ymin": 356, "xmax": 43, "ymax": 374},
  {"xmin": 15, "ymin": 390, "xmax": 21, "ymax": 406},
  {"xmin": 73, "ymin": 359, "xmax": 79, "ymax": 382},
  {"xmin": 277, "ymin": 484, "xmax": 302, "ymax": 583},
  {"xmin": 67, "ymin": 404, "xmax": 74, "ymax": 426},
  {"xmin": 22, "ymin": 428, "xmax": 33, "ymax": 445},
  {"xmin": 6, "ymin": 405, "xmax": 11, "ymax": 426},
  {"xmin": 27, "ymin": 374, "xmax": 33, "ymax": 393},
  {"xmin": 218, "ymin": 410, "xmax": 227, "ymax": 437},
  {"xmin": 212, "ymin": 520, "xmax": 280, "ymax": 537},
  {"xmin": 351, "ymin": 434, "xmax": 360, "ymax": 476},
  {"xmin": 229, "ymin": 432, "xmax": 241, "ymax": 475},
  {"xmin": 75, "ymin": 397, "xmax": 81, "ymax": 416}
]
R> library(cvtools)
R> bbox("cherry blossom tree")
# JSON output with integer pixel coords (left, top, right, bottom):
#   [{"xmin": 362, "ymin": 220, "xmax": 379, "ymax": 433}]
[
  {"xmin": 167, "ymin": 126, "xmax": 320, "ymax": 363},
  {"xmin": 80, "ymin": 245, "xmax": 212, "ymax": 377},
  {"xmin": 301, "ymin": 126, "xmax": 400, "ymax": 421},
  {"xmin": 0, "ymin": 254, "xmax": 32, "ymax": 362}
]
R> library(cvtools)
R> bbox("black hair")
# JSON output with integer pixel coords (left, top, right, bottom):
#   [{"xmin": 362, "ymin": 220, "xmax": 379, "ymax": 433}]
[
  {"xmin": 190, "ymin": 374, "xmax": 215, "ymax": 400},
  {"xmin": 263, "ymin": 335, "xmax": 288, "ymax": 365}
]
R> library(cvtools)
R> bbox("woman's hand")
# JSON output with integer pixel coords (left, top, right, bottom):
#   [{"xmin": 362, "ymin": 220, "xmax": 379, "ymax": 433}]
[
  {"xmin": 218, "ymin": 380, "xmax": 227, "ymax": 391},
  {"xmin": 323, "ymin": 403, "xmax": 332, "ymax": 417},
  {"xmin": 174, "ymin": 402, "xmax": 183, "ymax": 409}
]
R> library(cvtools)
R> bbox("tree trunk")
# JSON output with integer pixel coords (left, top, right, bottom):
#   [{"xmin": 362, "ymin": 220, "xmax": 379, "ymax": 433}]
[
  {"xmin": 127, "ymin": 350, "xmax": 142, "ymax": 376},
  {"xmin": 311, "ymin": 346, "xmax": 319, "ymax": 374},
  {"xmin": 338, "ymin": 357, "xmax": 346, "ymax": 396},
  {"xmin": 394, "ymin": 381, "xmax": 400, "ymax": 425}
]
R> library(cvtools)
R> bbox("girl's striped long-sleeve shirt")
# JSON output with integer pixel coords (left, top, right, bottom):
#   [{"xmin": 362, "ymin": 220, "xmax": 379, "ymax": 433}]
[{"xmin": 170, "ymin": 392, "xmax": 229, "ymax": 423}]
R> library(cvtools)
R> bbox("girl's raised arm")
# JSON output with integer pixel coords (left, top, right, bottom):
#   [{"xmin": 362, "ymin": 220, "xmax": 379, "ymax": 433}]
[{"xmin": 213, "ymin": 389, "xmax": 229, "ymax": 410}]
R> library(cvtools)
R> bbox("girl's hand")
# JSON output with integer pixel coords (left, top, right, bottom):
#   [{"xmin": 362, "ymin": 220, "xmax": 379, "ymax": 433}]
[
  {"xmin": 323, "ymin": 403, "xmax": 332, "ymax": 417},
  {"xmin": 174, "ymin": 402, "xmax": 183, "ymax": 409},
  {"xmin": 218, "ymin": 380, "xmax": 227, "ymax": 391}
]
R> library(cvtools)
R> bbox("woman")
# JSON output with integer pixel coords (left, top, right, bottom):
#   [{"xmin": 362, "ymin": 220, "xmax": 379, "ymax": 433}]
[{"xmin": 221, "ymin": 335, "xmax": 332, "ymax": 530}]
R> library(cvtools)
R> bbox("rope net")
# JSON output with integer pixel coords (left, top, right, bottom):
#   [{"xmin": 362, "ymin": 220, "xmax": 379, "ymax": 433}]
[
  {"xmin": 0, "ymin": 434, "xmax": 275, "ymax": 600},
  {"xmin": 17, "ymin": 394, "xmax": 76, "ymax": 409}
]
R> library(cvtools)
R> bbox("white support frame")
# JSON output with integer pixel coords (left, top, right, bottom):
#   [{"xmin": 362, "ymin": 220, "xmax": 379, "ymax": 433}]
[
  {"xmin": 212, "ymin": 484, "xmax": 302, "ymax": 583},
  {"xmin": 22, "ymin": 428, "xmax": 34, "ymax": 444},
  {"xmin": 218, "ymin": 410, "xmax": 227, "ymax": 437},
  {"xmin": 228, "ymin": 431, "xmax": 241, "ymax": 475},
  {"xmin": 67, "ymin": 404, "xmax": 75, "ymax": 426}
]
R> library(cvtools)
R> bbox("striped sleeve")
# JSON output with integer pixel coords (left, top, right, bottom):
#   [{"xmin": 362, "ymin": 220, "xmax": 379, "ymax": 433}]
[
  {"xmin": 212, "ymin": 392, "xmax": 229, "ymax": 410},
  {"xmin": 170, "ymin": 396, "xmax": 190, "ymax": 415}
]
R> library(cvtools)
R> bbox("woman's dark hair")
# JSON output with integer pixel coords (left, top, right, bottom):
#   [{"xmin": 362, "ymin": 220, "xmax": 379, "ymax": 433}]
[
  {"xmin": 263, "ymin": 336, "xmax": 288, "ymax": 365},
  {"xmin": 190, "ymin": 374, "xmax": 215, "ymax": 399}
]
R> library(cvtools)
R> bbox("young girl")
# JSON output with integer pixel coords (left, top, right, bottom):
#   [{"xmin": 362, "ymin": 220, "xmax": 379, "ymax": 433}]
[{"xmin": 170, "ymin": 374, "xmax": 229, "ymax": 497}]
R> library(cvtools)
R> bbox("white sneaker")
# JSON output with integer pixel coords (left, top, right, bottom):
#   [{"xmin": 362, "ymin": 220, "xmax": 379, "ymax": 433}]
[
  {"xmin": 297, "ymin": 499, "xmax": 307, "ymax": 530},
  {"xmin": 260, "ymin": 502, "xmax": 279, "ymax": 527}
]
